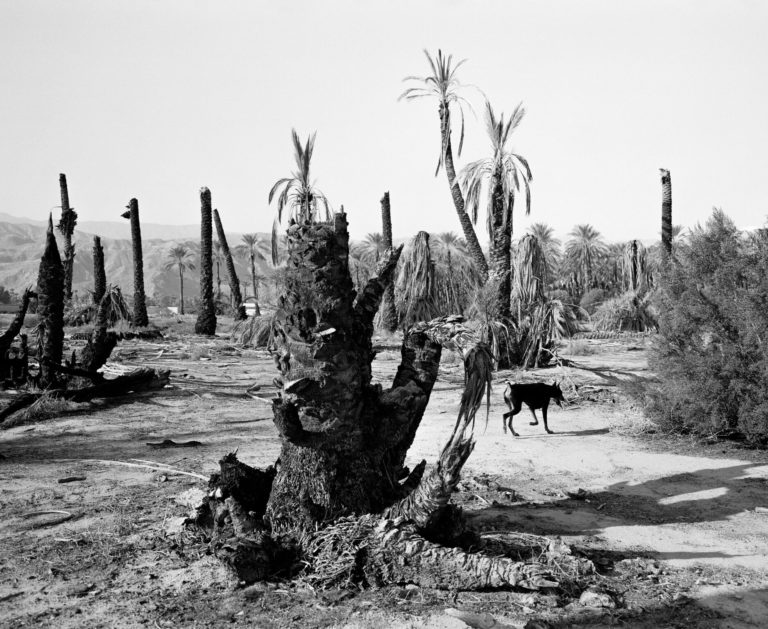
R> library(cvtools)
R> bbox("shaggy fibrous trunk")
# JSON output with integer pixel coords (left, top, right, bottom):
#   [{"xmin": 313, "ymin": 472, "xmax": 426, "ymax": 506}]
[
  {"xmin": 121, "ymin": 199, "xmax": 149, "ymax": 327},
  {"xmin": 379, "ymin": 192, "xmax": 398, "ymax": 332},
  {"xmin": 213, "ymin": 209, "xmax": 247, "ymax": 321},
  {"xmin": 488, "ymin": 171, "xmax": 512, "ymax": 320},
  {"xmin": 439, "ymin": 103, "xmax": 489, "ymax": 280},
  {"xmin": 92, "ymin": 236, "xmax": 106, "ymax": 305},
  {"xmin": 195, "ymin": 187, "xmax": 217, "ymax": 335},
  {"xmin": 660, "ymin": 168, "xmax": 673, "ymax": 261},
  {"xmin": 37, "ymin": 217, "xmax": 65, "ymax": 388},
  {"xmin": 57, "ymin": 174, "xmax": 77, "ymax": 303}
]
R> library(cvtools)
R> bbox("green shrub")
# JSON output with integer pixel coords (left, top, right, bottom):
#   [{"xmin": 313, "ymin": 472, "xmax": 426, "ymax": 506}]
[{"xmin": 645, "ymin": 209, "xmax": 768, "ymax": 446}]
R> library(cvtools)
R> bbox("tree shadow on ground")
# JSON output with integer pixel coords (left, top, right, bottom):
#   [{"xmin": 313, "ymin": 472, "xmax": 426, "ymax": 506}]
[{"xmin": 469, "ymin": 462, "xmax": 768, "ymax": 556}]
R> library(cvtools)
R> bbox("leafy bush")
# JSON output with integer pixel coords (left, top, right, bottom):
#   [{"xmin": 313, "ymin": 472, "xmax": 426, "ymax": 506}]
[
  {"xmin": 579, "ymin": 288, "xmax": 606, "ymax": 314},
  {"xmin": 645, "ymin": 209, "xmax": 768, "ymax": 445}
]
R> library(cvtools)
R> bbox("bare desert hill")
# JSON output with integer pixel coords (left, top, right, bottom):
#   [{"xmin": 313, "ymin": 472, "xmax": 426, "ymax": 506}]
[{"xmin": 0, "ymin": 214, "xmax": 271, "ymax": 301}]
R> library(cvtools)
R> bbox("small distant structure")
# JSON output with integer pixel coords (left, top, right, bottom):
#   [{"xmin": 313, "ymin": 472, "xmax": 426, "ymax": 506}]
[
  {"xmin": 244, "ymin": 302, "xmax": 259, "ymax": 316},
  {"xmin": 166, "ymin": 306, "xmax": 179, "ymax": 315}
]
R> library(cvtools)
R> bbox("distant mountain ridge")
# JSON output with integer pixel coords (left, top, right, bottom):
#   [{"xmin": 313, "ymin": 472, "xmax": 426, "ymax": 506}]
[
  {"xmin": 0, "ymin": 211, "xmax": 249, "ymax": 242},
  {"xmin": 0, "ymin": 214, "xmax": 271, "ymax": 300}
]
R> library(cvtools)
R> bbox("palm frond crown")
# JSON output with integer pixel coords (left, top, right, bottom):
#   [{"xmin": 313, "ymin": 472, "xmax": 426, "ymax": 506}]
[
  {"xmin": 460, "ymin": 100, "xmax": 532, "ymax": 237},
  {"xmin": 268, "ymin": 129, "xmax": 331, "ymax": 264}
]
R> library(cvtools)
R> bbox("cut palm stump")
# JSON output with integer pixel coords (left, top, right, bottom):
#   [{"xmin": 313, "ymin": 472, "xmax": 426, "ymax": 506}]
[{"xmin": 192, "ymin": 214, "xmax": 574, "ymax": 591}]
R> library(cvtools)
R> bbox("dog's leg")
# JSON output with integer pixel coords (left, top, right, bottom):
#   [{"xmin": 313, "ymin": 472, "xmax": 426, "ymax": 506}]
[
  {"xmin": 506, "ymin": 402, "xmax": 522, "ymax": 437},
  {"xmin": 529, "ymin": 408, "xmax": 539, "ymax": 426},
  {"xmin": 542, "ymin": 403, "xmax": 554, "ymax": 434}
]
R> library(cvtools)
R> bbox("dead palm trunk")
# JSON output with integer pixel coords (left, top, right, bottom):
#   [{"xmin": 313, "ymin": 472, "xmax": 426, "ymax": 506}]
[
  {"xmin": 37, "ymin": 216, "xmax": 65, "ymax": 388},
  {"xmin": 660, "ymin": 168, "xmax": 673, "ymax": 261},
  {"xmin": 57, "ymin": 174, "xmax": 77, "ymax": 303},
  {"xmin": 121, "ymin": 199, "xmax": 149, "ymax": 327},
  {"xmin": 195, "ymin": 187, "xmax": 217, "ymax": 335},
  {"xmin": 213, "ymin": 209, "xmax": 247, "ymax": 321},
  {"xmin": 379, "ymin": 191, "xmax": 398, "ymax": 331},
  {"xmin": 439, "ymin": 103, "xmax": 489, "ymax": 280},
  {"xmin": 92, "ymin": 236, "xmax": 106, "ymax": 305}
]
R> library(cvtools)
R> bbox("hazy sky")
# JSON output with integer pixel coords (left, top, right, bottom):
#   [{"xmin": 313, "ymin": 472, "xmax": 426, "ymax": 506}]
[{"xmin": 1, "ymin": 0, "xmax": 767, "ymax": 244}]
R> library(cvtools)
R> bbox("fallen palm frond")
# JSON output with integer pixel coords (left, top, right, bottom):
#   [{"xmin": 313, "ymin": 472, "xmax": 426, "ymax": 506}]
[{"xmin": 232, "ymin": 313, "xmax": 278, "ymax": 348}]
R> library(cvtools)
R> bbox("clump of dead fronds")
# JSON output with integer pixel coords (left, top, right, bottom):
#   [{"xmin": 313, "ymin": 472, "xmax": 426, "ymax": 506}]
[
  {"xmin": 2, "ymin": 392, "xmax": 89, "ymax": 428},
  {"xmin": 593, "ymin": 290, "xmax": 658, "ymax": 333},
  {"xmin": 64, "ymin": 286, "xmax": 130, "ymax": 327},
  {"xmin": 232, "ymin": 313, "xmax": 277, "ymax": 348}
]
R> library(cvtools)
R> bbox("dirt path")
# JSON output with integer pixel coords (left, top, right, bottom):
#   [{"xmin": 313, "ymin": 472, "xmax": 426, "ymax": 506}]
[{"xmin": 1, "ymin": 335, "xmax": 767, "ymax": 627}]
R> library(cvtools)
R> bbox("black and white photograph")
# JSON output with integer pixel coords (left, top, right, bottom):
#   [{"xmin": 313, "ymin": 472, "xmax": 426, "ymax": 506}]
[{"xmin": 1, "ymin": 1, "xmax": 767, "ymax": 627}]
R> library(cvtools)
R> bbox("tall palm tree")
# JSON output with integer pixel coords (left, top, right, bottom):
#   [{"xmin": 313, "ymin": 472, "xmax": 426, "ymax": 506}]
[
  {"xmin": 460, "ymin": 101, "xmax": 532, "ymax": 318},
  {"xmin": 526, "ymin": 223, "xmax": 561, "ymax": 285},
  {"xmin": 564, "ymin": 224, "xmax": 607, "ymax": 294},
  {"xmin": 238, "ymin": 234, "xmax": 267, "ymax": 317},
  {"xmin": 121, "ymin": 198, "xmax": 149, "ymax": 327},
  {"xmin": 400, "ymin": 50, "xmax": 488, "ymax": 279},
  {"xmin": 164, "ymin": 245, "xmax": 195, "ymax": 315},
  {"xmin": 268, "ymin": 129, "xmax": 330, "ymax": 265}
]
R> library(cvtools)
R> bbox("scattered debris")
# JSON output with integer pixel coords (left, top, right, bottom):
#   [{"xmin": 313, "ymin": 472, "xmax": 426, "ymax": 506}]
[
  {"xmin": 57, "ymin": 476, "xmax": 86, "ymax": 483},
  {"xmin": 578, "ymin": 585, "xmax": 617, "ymax": 608},
  {"xmin": 146, "ymin": 439, "xmax": 203, "ymax": 449}
]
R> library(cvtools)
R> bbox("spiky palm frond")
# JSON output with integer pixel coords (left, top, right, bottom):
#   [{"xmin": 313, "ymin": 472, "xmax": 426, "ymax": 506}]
[
  {"xmin": 399, "ymin": 49, "xmax": 477, "ymax": 171},
  {"xmin": 268, "ymin": 129, "xmax": 331, "ymax": 264}
]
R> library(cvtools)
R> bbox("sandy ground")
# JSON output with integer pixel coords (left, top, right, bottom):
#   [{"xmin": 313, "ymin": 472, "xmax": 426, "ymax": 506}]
[{"xmin": 1, "ymin": 330, "xmax": 767, "ymax": 628}]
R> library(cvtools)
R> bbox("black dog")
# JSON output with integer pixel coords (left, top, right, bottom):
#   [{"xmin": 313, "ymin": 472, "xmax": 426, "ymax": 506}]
[{"xmin": 502, "ymin": 381, "xmax": 565, "ymax": 436}]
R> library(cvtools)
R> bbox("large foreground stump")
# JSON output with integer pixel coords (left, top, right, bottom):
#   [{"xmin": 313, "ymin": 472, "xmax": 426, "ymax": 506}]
[{"xmin": 193, "ymin": 212, "xmax": 562, "ymax": 591}]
